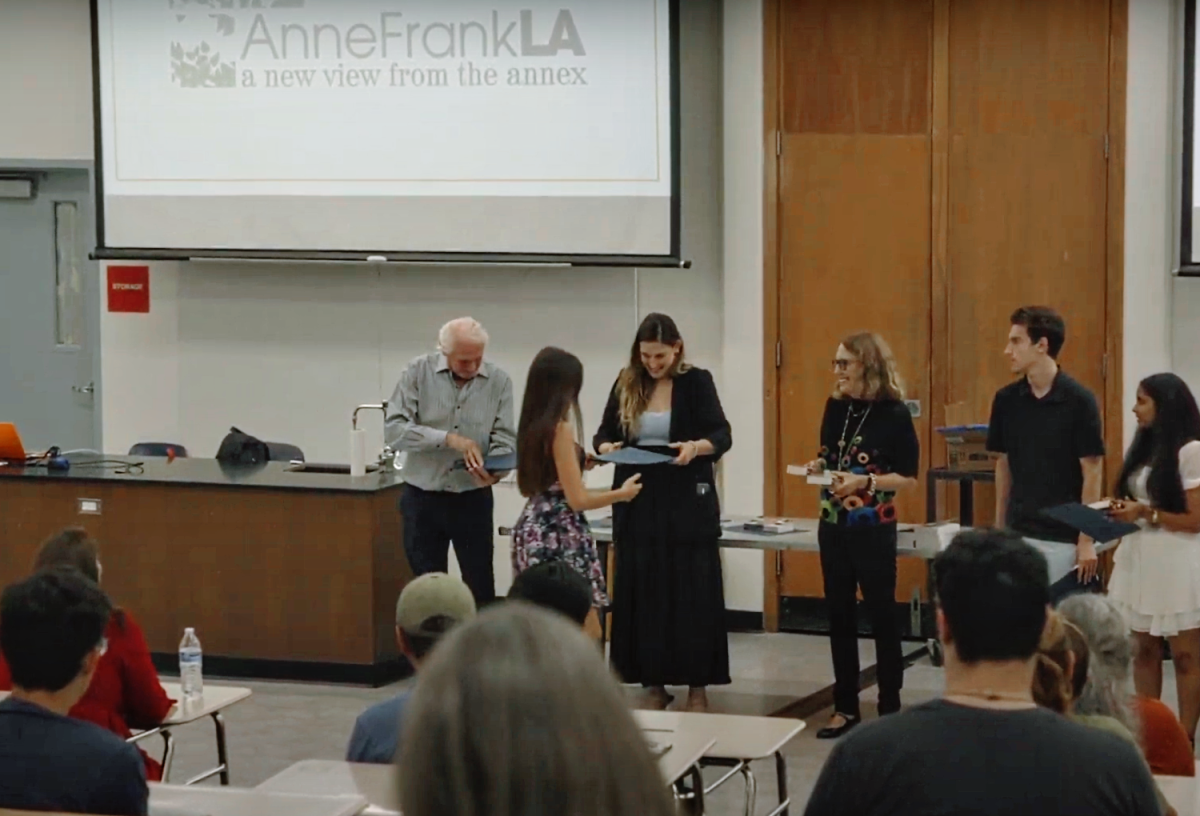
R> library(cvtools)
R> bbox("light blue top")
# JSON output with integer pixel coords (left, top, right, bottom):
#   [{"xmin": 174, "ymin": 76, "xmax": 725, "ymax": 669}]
[
  {"xmin": 346, "ymin": 689, "xmax": 412, "ymax": 764},
  {"xmin": 636, "ymin": 410, "xmax": 672, "ymax": 446}
]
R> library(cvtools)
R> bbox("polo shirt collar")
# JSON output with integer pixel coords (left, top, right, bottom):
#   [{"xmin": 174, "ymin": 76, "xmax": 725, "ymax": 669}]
[
  {"xmin": 1017, "ymin": 369, "xmax": 1069, "ymax": 403},
  {"xmin": 0, "ymin": 697, "xmax": 60, "ymax": 720},
  {"xmin": 436, "ymin": 353, "xmax": 491, "ymax": 379}
]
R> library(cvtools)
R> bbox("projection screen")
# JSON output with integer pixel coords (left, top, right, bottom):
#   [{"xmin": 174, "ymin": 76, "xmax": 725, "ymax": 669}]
[{"xmin": 91, "ymin": 0, "xmax": 680, "ymax": 264}]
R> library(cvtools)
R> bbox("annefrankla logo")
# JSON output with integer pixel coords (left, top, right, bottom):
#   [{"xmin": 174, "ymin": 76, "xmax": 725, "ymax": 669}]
[
  {"xmin": 170, "ymin": 0, "xmax": 305, "ymax": 88},
  {"xmin": 169, "ymin": 1, "xmax": 589, "ymax": 90}
]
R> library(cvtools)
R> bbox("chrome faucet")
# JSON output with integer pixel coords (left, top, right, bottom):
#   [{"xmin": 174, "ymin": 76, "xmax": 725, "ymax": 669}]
[{"xmin": 352, "ymin": 402, "xmax": 394, "ymax": 470}]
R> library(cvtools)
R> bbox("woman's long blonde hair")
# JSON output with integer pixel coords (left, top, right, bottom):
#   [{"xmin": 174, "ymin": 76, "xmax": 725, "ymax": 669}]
[
  {"xmin": 836, "ymin": 332, "xmax": 906, "ymax": 402},
  {"xmin": 617, "ymin": 313, "xmax": 690, "ymax": 434},
  {"xmin": 1033, "ymin": 611, "xmax": 1090, "ymax": 714}
]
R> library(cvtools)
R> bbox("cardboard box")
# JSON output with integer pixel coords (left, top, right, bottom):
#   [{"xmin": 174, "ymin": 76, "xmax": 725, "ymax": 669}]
[
  {"xmin": 938, "ymin": 402, "xmax": 998, "ymax": 472},
  {"xmin": 938, "ymin": 427, "xmax": 998, "ymax": 471}
]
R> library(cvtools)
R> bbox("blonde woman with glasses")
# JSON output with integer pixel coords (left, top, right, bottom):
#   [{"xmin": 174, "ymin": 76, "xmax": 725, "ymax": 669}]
[{"xmin": 802, "ymin": 333, "xmax": 919, "ymax": 739}]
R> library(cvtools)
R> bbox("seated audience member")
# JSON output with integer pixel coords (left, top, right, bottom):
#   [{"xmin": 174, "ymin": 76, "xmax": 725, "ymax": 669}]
[
  {"xmin": 0, "ymin": 529, "xmax": 175, "ymax": 780},
  {"xmin": 1034, "ymin": 611, "xmax": 1176, "ymax": 815},
  {"xmin": 347, "ymin": 572, "xmax": 476, "ymax": 764},
  {"xmin": 507, "ymin": 560, "xmax": 593, "ymax": 627},
  {"xmin": 804, "ymin": 528, "xmax": 1160, "ymax": 816},
  {"xmin": 0, "ymin": 570, "xmax": 148, "ymax": 816},
  {"xmin": 1034, "ymin": 610, "xmax": 1132, "ymax": 737},
  {"xmin": 399, "ymin": 602, "xmax": 674, "ymax": 816},
  {"xmin": 1059, "ymin": 593, "xmax": 1197, "ymax": 777}
]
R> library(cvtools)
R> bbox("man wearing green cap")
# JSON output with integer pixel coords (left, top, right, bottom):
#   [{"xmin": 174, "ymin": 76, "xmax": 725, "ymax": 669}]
[{"xmin": 346, "ymin": 572, "xmax": 476, "ymax": 764}]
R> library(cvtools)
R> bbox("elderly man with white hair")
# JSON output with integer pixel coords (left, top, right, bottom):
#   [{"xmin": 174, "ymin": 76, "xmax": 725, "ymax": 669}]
[{"xmin": 385, "ymin": 317, "xmax": 516, "ymax": 604}]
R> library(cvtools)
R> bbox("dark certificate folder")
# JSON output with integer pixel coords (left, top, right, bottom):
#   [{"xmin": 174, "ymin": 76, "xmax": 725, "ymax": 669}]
[
  {"xmin": 451, "ymin": 452, "xmax": 516, "ymax": 473},
  {"xmin": 1040, "ymin": 502, "xmax": 1140, "ymax": 544},
  {"xmin": 594, "ymin": 447, "xmax": 676, "ymax": 466}
]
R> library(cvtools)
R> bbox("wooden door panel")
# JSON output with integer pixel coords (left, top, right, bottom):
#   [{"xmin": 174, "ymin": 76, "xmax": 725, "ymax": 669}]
[
  {"xmin": 948, "ymin": 0, "xmax": 1111, "ymax": 138},
  {"xmin": 946, "ymin": 0, "xmax": 1110, "ymax": 428},
  {"xmin": 947, "ymin": 134, "xmax": 1108, "ymax": 420},
  {"xmin": 781, "ymin": 0, "xmax": 932, "ymax": 136},
  {"xmin": 777, "ymin": 134, "xmax": 932, "ymax": 598}
]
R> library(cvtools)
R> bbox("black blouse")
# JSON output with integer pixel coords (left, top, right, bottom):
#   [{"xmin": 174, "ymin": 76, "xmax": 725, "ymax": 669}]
[
  {"xmin": 593, "ymin": 367, "xmax": 732, "ymax": 539},
  {"xmin": 816, "ymin": 397, "xmax": 919, "ymax": 527}
]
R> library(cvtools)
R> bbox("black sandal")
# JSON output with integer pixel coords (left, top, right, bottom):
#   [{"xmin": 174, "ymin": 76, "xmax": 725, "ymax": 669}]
[{"xmin": 816, "ymin": 712, "xmax": 860, "ymax": 739}]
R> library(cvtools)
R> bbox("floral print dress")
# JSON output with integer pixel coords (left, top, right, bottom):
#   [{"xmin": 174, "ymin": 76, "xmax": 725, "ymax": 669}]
[{"xmin": 511, "ymin": 483, "xmax": 609, "ymax": 608}]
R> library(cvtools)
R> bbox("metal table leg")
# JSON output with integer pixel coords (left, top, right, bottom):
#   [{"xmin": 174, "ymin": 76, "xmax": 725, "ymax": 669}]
[
  {"xmin": 182, "ymin": 711, "xmax": 231, "ymax": 786},
  {"xmin": 958, "ymin": 478, "xmax": 974, "ymax": 526},
  {"xmin": 739, "ymin": 763, "xmax": 757, "ymax": 816},
  {"xmin": 160, "ymin": 730, "xmax": 176, "ymax": 782},
  {"xmin": 671, "ymin": 764, "xmax": 706, "ymax": 815},
  {"xmin": 764, "ymin": 751, "xmax": 791, "ymax": 816}
]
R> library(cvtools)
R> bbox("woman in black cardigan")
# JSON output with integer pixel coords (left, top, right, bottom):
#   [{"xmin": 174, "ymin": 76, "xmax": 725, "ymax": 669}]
[{"xmin": 594, "ymin": 313, "xmax": 732, "ymax": 711}]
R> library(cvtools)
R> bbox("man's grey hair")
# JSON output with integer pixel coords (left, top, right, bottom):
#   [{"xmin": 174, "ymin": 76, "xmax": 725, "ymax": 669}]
[
  {"xmin": 1056, "ymin": 593, "xmax": 1139, "ymax": 736},
  {"xmin": 438, "ymin": 317, "xmax": 489, "ymax": 354}
]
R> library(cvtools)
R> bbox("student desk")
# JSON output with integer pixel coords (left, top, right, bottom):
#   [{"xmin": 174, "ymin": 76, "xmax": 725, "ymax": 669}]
[
  {"xmin": 637, "ymin": 709, "xmax": 806, "ymax": 816},
  {"xmin": 131, "ymin": 682, "xmax": 253, "ymax": 785},
  {"xmin": 257, "ymin": 748, "xmax": 713, "ymax": 816},
  {"xmin": 1157, "ymin": 774, "xmax": 1199, "ymax": 816},
  {"xmin": 149, "ymin": 783, "xmax": 365, "ymax": 816},
  {"xmin": 0, "ymin": 456, "xmax": 410, "ymax": 685},
  {"xmin": 257, "ymin": 761, "xmax": 398, "ymax": 816}
]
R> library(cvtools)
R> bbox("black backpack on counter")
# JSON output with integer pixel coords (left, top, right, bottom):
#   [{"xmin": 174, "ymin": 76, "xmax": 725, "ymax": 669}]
[{"xmin": 215, "ymin": 427, "xmax": 270, "ymax": 465}]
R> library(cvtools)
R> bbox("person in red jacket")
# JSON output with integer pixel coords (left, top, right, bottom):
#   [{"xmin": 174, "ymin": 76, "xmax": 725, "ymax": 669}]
[{"xmin": 0, "ymin": 528, "xmax": 175, "ymax": 781}]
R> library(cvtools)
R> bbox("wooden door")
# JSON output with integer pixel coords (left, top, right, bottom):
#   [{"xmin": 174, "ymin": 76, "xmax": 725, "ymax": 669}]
[
  {"xmin": 944, "ymin": 0, "xmax": 1111, "ymax": 424},
  {"xmin": 774, "ymin": 0, "xmax": 934, "ymax": 599},
  {"xmin": 766, "ymin": 0, "xmax": 1120, "ymax": 624}
]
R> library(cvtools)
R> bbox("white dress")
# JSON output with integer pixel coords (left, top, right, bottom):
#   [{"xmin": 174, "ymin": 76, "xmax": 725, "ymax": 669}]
[{"xmin": 1108, "ymin": 440, "xmax": 1200, "ymax": 636}]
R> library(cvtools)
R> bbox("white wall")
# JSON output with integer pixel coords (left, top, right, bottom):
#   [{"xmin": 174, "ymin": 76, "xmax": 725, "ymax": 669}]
[
  {"xmin": 0, "ymin": 0, "xmax": 94, "ymax": 162},
  {"xmin": 1126, "ymin": 0, "xmax": 1178, "ymax": 446},
  {"xmin": 1174, "ymin": 280, "xmax": 1200, "ymax": 388},
  {"xmin": 720, "ymin": 0, "xmax": 766, "ymax": 608},
  {"xmin": 1126, "ymin": 0, "xmax": 1200, "ymax": 425}
]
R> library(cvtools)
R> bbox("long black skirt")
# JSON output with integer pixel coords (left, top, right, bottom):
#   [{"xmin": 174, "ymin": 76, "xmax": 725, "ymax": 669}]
[{"xmin": 608, "ymin": 468, "xmax": 731, "ymax": 688}]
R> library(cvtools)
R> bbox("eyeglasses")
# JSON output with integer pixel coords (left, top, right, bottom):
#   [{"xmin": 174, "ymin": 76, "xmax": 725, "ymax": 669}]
[{"xmin": 832, "ymin": 359, "xmax": 859, "ymax": 371}]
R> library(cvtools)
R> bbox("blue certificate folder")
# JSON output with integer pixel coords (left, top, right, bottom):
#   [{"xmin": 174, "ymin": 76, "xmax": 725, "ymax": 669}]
[
  {"xmin": 1040, "ymin": 502, "xmax": 1140, "ymax": 544},
  {"xmin": 594, "ymin": 447, "xmax": 676, "ymax": 466},
  {"xmin": 451, "ymin": 452, "xmax": 516, "ymax": 473}
]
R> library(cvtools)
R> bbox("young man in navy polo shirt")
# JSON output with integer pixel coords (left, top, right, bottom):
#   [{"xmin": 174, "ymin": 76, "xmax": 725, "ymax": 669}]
[
  {"xmin": 0, "ymin": 570, "xmax": 148, "ymax": 815},
  {"xmin": 986, "ymin": 306, "xmax": 1106, "ymax": 600}
]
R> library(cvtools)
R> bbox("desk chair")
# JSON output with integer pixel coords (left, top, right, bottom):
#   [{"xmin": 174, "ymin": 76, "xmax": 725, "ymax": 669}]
[
  {"xmin": 266, "ymin": 442, "xmax": 305, "ymax": 462},
  {"xmin": 128, "ymin": 443, "xmax": 188, "ymax": 458}
]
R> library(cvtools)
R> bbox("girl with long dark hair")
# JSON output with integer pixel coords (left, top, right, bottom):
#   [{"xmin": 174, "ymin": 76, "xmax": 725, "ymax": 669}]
[
  {"xmin": 511, "ymin": 347, "xmax": 641, "ymax": 629},
  {"xmin": 1107, "ymin": 373, "xmax": 1200, "ymax": 741},
  {"xmin": 594, "ymin": 313, "xmax": 732, "ymax": 711}
]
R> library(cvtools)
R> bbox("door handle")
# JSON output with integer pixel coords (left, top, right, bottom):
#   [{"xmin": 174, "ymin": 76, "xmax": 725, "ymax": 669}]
[{"xmin": 72, "ymin": 382, "xmax": 94, "ymax": 395}]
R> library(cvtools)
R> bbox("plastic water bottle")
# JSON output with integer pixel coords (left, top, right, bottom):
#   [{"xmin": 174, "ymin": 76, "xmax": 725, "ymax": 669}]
[{"xmin": 179, "ymin": 628, "xmax": 204, "ymax": 700}]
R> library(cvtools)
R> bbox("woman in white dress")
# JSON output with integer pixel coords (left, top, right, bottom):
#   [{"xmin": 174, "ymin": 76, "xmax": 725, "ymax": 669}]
[{"xmin": 1107, "ymin": 372, "xmax": 1200, "ymax": 742}]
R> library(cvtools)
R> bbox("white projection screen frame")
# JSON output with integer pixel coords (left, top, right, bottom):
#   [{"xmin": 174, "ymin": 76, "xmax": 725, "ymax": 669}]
[
  {"xmin": 90, "ymin": 0, "xmax": 682, "ymax": 266},
  {"xmin": 1185, "ymin": 0, "xmax": 1200, "ymax": 271}
]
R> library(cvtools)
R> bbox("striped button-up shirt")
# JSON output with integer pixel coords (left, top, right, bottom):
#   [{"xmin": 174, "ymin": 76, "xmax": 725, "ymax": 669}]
[{"xmin": 385, "ymin": 352, "xmax": 516, "ymax": 493}]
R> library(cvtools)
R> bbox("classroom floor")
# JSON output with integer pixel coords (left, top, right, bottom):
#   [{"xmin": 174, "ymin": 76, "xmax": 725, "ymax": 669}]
[{"xmin": 162, "ymin": 632, "xmax": 1184, "ymax": 814}]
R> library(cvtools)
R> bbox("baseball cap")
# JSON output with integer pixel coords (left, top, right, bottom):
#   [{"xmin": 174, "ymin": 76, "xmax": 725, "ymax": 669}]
[{"xmin": 395, "ymin": 573, "xmax": 477, "ymax": 635}]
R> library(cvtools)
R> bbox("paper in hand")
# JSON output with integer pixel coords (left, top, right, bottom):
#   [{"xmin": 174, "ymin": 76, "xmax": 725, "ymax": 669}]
[
  {"xmin": 594, "ymin": 447, "xmax": 675, "ymax": 466},
  {"xmin": 1040, "ymin": 502, "xmax": 1140, "ymax": 544}
]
